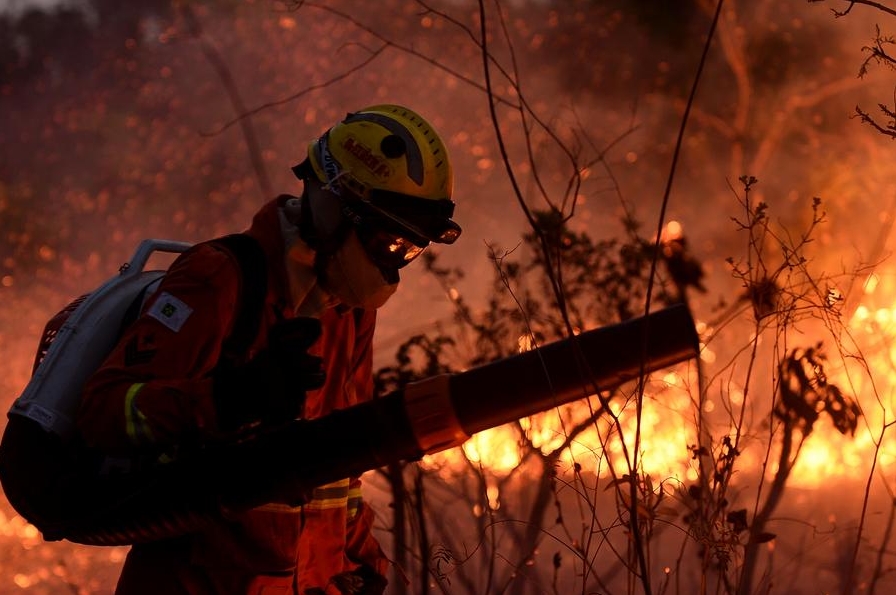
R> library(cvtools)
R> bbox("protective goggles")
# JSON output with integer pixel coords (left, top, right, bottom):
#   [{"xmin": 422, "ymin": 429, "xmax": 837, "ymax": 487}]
[
  {"xmin": 364, "ymin": 189, "xmax": 461, "ymax": 246},
  {"xmin": 354, "ymin": 224, "xmax": 428, "ymax": 271},
  {"xmin": 341, "ymin": 198, "xmax": 427, "ymax": 269}
]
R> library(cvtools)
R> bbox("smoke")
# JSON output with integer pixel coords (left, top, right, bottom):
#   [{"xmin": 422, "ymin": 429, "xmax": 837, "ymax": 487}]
[
  {"xmin": 3, "ymin": 0, "xmax": 896, "ymax": 592},
  {"xmin": 0, "ymin": 0, "xmax": 89, "ymax": 18},
  {"xmin": 0, "ymin": 0, "xmax": 91, "ymax": 19}
]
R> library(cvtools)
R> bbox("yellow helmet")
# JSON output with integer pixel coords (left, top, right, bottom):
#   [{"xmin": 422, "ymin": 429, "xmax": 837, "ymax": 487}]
[{"xmin": 294, "ymin": 105, "xmax": 461, "ymax": 251}]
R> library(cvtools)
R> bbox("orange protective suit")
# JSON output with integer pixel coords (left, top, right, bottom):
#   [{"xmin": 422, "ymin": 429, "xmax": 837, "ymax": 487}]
[{"xmin": 77, "ymin": 195, "xmax": 390, "ymax": 595}]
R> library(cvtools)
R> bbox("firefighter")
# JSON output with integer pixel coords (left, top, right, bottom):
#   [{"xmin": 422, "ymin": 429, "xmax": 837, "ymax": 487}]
[{"xmin": 76, "ymin": 104, "xmax": 461, "ymax": 595}]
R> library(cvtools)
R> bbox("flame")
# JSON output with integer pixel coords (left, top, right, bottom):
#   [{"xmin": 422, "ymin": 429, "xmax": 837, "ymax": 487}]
[
  {"xmin": 661, "ymin": 220, "xmax": 683, "ymax": 243},
  {"xmin": 0, "ymin": 510, "xmax": 41, "ymax": 548},
  {"xmin": 425, "ymin": 373, "xmax": 701, "ymax": 486},
  {"xmin": 421, "ymin": 277, "xmax": 896, "ymax": 494}
]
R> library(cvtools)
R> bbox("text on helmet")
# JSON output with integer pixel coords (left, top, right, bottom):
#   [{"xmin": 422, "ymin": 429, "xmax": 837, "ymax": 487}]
[{"xmin": 342, "ymin": 136, "xmax": 393, "ymax": 180}]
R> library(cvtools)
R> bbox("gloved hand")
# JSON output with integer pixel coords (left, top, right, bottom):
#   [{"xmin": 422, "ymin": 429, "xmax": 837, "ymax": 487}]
[
  {"xmin": 212, "ymin": 317, "xmax": 326, "ymax": 432},
  {"xmin": 329, "ymin": 565, "xmax": 388, "ymax": 595}
]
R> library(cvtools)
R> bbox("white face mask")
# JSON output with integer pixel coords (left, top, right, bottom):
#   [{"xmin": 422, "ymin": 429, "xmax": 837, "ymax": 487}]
[{"xmin": 319, "ymin": 229, "xmax": 398, "ymax": 310}]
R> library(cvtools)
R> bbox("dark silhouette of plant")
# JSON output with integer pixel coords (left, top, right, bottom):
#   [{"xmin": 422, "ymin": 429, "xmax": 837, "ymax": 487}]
[
  {"xmin": 372, "ymin": 208, "xmax": 690, "ymax": 594},
  {"xmin": 735, "ymin": 344, "xmax": 860, "ymax": 595},
  {"xmin": 808, "ymin": 0, "xmax": 896, "ymax": 138}
]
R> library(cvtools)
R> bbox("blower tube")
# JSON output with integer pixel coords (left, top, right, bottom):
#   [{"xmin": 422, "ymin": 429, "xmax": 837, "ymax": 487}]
[{"xmin": 0, "ymin": 303, "xmax": 699, "ymax": 546}]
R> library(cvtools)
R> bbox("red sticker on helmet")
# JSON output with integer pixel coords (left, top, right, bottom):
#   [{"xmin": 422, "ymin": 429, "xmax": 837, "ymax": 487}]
[{"xmin": 342, "ymin": 136, "xmax": 392, "ymax": 180}]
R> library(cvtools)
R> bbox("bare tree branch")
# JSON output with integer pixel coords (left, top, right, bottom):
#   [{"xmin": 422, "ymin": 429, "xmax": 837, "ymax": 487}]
[{"xmin": 177, "ymin": 1, "xmax": 273, "ymax": 201}]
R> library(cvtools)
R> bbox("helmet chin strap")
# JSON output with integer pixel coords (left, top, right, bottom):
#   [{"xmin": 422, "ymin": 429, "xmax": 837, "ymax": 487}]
[
  {"xmin": 297, "ymin": 182, "xmax": 354, "ymax": 268},
  {"xmin": 294, "ymin": 165, "xmax": 400, "ymax": 304},
  {"xmin": 299, "ymin": 184, "xmax": 393, "ymax": 305},
  {"xmin": 293, "ymin": 152, "xmax": 365, "ymax": 261}
]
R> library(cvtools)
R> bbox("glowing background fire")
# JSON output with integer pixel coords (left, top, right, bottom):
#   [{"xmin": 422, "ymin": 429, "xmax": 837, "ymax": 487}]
[{"xmin": 3, "ymin": 0, "xmax": 896, "ymax": 593}]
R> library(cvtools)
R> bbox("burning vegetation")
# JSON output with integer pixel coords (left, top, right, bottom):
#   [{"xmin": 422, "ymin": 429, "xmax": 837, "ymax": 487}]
[{"xmin": 3, "ymin": 0, "xmax": 896, "ymax": 593}]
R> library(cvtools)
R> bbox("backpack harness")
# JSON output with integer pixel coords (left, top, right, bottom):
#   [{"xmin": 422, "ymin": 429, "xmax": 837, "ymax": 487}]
[{"xmin": 0, "ymin": 234, "xmax": 268, "ymax": 542}]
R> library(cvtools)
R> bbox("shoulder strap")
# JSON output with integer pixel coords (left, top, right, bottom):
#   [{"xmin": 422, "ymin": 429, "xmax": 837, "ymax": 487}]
[
  {"xmin": 353, "ymin": 307, "xmax": 366, "ymax": 328},
  {"xmin": 207, "ymin": 233, "xmax": 268, "ymax": 358}
]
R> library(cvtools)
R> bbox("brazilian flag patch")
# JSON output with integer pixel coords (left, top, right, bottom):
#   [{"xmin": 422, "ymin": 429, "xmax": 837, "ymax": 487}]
[{"xmin": 147, "ymin": 291, "xmax": 193, "ymax": 332}]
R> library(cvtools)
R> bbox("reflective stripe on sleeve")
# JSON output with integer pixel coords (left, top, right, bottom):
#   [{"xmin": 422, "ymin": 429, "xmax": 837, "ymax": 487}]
[
  {"xmin": 304, "ymin": 478, "xmax": 351, "ymax": 511},
  {"xmin": 252, "ymin": 479, "xmax": 357, "ymax": 513},
  {"xmin": 347, "ymin": 484, "xmax": 363, "ymax": 519},
  {"xmin": 124, "ymin": 383, "xmax": 155, "ymax": 445},
  {"xmin": 253, "ymin": 502, "xmax": 305, "ymax": 513}
]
